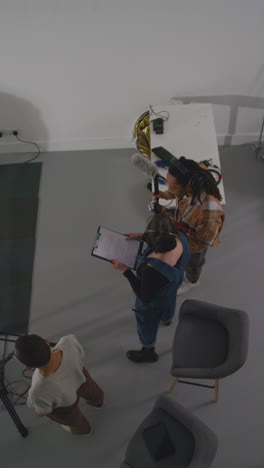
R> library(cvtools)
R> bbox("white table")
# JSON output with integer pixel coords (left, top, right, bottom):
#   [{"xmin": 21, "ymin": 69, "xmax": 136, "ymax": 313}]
[{"xmin": 150, "ymin": 103, "xmax": 226, "ymax": 205}]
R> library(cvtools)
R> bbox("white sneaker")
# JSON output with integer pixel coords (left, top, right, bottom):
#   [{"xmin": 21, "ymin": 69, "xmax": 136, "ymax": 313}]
[
  {"xmin": 61, "ymin": 425, "xmax": 71, "ymax": 432},
  {"xmin": 177, "ymin": 278, "xmax": 199, "ymax": 295},
  {"xmin": 61, "ymin": 424, "xmax": 94, "ymax": 436}
]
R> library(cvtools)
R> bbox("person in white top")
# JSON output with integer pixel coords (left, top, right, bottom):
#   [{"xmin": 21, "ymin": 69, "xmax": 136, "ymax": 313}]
[{"xmin": 14, "ymin": 334, "xmax": 104, "ymax": 435}]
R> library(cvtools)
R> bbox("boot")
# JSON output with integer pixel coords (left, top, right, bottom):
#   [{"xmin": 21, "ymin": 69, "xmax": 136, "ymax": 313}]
[{"xmin": 126, "ymin": 347, "xmax": 158, "ymax": 363}]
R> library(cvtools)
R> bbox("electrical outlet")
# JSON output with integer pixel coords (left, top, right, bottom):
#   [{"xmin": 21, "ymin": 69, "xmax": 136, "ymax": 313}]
[{"xmin": 0, "ymin": 130, "xmax": 18, "ymax": 137}]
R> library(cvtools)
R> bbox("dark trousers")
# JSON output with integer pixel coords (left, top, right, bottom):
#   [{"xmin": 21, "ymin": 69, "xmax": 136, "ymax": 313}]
[
  {"xmin": 185, "ymin": 249, "xmax": 207, "ymax": 283},
  {"xmin": 46, "ymin": 368, "xmax": 104, "ymax": 434},
  {"xmin": 135, "ymin": 308, "xmax": 162, "ymax": 347}
]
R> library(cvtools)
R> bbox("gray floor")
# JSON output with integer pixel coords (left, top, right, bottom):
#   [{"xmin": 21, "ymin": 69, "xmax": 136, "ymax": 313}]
[{"xmin": 0, "ymin": 145, "xmax": 264, "ymax": 468}]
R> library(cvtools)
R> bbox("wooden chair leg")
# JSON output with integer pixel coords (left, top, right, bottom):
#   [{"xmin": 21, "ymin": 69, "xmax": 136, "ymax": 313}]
[
  {"xmin": 214, "ymin": 379, "xmax": 220, "ymax": 403},
  {"xmin": 168, "ymin": 377, "xmax": 178, "ymax": 393}
]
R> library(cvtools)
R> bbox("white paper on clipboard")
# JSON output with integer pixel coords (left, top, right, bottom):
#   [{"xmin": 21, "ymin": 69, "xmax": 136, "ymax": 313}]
[{"xmin": 92, "ymin": 227, "xmax": 142, "ymax": 269}]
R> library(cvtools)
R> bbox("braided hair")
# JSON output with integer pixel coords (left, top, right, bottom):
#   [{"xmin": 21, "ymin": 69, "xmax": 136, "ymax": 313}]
[{"xmin": 169, "ymin": 156, "xmax": 222, "ymax": 203}]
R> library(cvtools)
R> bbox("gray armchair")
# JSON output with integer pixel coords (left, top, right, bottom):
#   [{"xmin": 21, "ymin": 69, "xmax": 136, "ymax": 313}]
[
  {"xmin": 120, "ymin": 393, "xmax": 218, "ymax": 468},
  {"xmin": 169, "ymin": 300, "xmax": 249, "ymax": 402}
]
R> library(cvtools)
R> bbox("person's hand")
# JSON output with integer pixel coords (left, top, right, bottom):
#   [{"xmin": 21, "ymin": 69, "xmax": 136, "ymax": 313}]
[
  {"xmin": 151, "ymin": 191, "xmax": 166, "ymax": 200},
  {"xmin": 111, "ymin": 260, "xmax": 129, "ymax": 272},
  {"xmin": 123, "ymin": 233, "xmax": 143, "ymax": 241},
  {"xmin": 161, "ymin": 207, "xmax": 171, "ymax": 216},
  {"xmin": 160, "ymin": 207, "xmax": 175, "ymax": 222}
]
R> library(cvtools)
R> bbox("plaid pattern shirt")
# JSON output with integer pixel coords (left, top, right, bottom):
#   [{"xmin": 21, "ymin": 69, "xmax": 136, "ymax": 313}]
[{"xmin": 160, "ymin": 190, "xmax": 225, "ymax": 254}]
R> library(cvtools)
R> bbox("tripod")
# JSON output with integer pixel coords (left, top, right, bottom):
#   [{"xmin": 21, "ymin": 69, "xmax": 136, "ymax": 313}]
[{"xmin": 0, "ymin": 335, "xmax": 28, "ymax": 437}]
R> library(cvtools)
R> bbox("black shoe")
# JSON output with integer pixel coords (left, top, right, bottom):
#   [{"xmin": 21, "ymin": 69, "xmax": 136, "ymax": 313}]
[
  {"xmin": 160, "ymin": 320, "xmax": 172, "ymax": 326},
  {"xmin": 126, "ymin": 347, "xmax": 159, "ymax": 363}
]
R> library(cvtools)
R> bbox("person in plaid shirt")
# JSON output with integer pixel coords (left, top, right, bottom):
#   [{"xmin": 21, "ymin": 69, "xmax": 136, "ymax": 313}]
[{"xmin": 153, "ymin": 157, "xmax": 225, "ymax": 294}]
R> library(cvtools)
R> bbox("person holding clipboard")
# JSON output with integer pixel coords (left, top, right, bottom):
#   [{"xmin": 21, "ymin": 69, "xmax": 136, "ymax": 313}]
[{"xmin": 111, "ymin": 213, "xmax": 190, "ymax": 363}]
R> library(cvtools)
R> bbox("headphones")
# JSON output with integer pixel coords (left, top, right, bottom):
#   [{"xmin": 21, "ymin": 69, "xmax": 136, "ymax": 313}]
[
  {"xmin": 170, "ymin": 158, "xmax": 190, "ymax": 179},
  {"xmin": 143, "ymin": 229, "xmax": 177, "ymax": 242},
  {"xmin": 170, "ymin": 158, "xmax": 206, "ymax": 188}
]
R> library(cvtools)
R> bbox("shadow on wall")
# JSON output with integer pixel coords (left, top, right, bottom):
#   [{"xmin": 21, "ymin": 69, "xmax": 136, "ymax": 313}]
[
  {"xmin": 0, "ymin": 91, "xmax": 48, "ymax": 157},
  {"xmin": 170, "ymin": 94, "xmax": 264, "ymax": 145}
]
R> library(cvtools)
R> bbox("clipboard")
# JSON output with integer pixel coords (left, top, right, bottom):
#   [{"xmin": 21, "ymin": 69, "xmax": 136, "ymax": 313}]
[{"xmin": 91, "ymin": 226, "xmax": 144, "ymax": 270}]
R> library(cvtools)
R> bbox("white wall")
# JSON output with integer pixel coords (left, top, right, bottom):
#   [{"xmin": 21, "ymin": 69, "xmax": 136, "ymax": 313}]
[{"xmin": 0, "ymin": 0, "xmax": 264, "ymax": 153}]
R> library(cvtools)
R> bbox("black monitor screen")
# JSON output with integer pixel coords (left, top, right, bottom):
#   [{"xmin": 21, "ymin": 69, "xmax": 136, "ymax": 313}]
[
  {"xmin": 142, "ymin": 422, "xmax": 175, "ymax": 461},
  {"xmin": 0, "ymin": 163, "xmax": 42, "ymax": 335}
]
